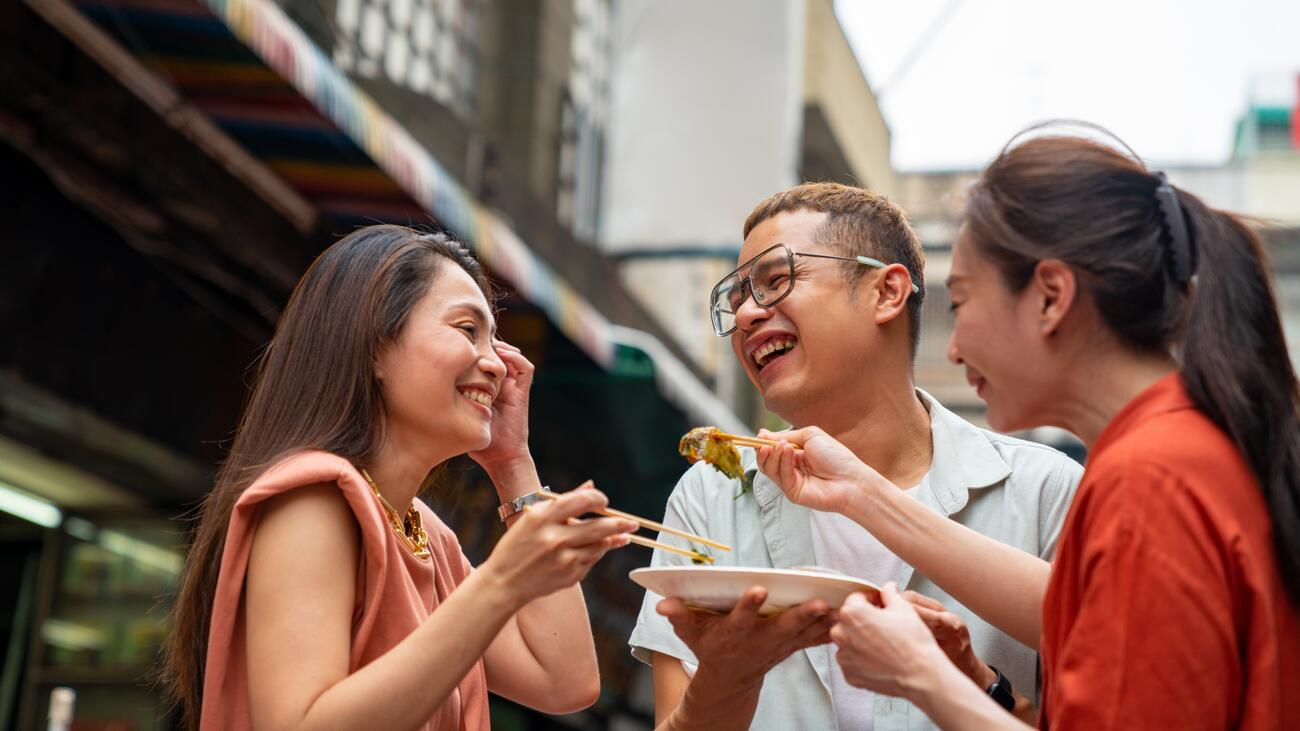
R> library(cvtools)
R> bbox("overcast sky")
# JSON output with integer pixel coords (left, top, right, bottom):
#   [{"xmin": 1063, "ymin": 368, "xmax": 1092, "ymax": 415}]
[{"xmin": 836, "ymin": 0, "xmax": 1300, "ymax": 171}]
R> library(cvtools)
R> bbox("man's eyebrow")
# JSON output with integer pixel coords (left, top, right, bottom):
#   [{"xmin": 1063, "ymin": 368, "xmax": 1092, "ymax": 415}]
[{"xmin": 945, "ymin": 273, "xmax": 965, "ymax": 288}]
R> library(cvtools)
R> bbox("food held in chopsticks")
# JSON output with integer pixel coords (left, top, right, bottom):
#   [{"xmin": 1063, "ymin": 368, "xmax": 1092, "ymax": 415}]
[
  {"xmin": 534, "ymin": 489, "xmax": 729, "ymax": 564},
  {"xmin": 678, "ymin": 427, "xmax": 745, "ymax": 480},
  {"xmin": 678, "ymin": 427, "xmax": 798, "ymax": 481}
]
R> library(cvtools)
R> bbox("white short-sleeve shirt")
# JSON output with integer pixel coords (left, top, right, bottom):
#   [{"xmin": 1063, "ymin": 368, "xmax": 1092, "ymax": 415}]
[{"xmin": 629, "ymin": 390, "xmax": 1082, "ymax": 731}]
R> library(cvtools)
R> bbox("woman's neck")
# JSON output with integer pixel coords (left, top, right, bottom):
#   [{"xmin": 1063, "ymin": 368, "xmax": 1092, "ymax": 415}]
[
  {"xmin": 366, "ymin": 431, "xmax": 447, "ymax": 512},
  {"xmin": 1053, "ymin": 347, "xmax": 1178, "ymax": 449}
]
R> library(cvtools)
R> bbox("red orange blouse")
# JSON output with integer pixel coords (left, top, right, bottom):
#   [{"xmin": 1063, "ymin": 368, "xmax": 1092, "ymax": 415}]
[{"xmin": 1041, "ymin": 374, "xmax": 1300, "ymax": 729}]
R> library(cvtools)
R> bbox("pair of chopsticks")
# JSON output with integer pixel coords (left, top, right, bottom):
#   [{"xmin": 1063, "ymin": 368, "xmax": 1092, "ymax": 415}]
[
  {"xmin": 536, "ymin": 490, "xmax": 731, "ymax": 563},
  {"xmin": 715, "ymin": 432, "xmax": 801, "ymax": 451}
]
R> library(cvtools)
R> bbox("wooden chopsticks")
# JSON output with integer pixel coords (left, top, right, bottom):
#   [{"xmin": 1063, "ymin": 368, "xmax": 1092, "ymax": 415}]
[
  {"xmin": 714, "ymin": 431, "xmax": 800, "ymax": 451},
  {"xmin": 624, "ymin": 534, "xmax": 714, "ymax": 563},
  {"xmin": 534, "ymin": 490, "xmax": 731, "ymax": 562}
]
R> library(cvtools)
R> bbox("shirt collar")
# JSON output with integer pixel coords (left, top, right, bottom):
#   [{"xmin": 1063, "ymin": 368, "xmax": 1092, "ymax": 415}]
[{"xmin": 919, "ymin": 388, "xmax": 1011, "ymax": 515}]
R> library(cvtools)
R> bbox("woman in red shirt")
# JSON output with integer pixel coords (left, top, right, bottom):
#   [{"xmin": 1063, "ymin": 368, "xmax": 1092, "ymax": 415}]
[{"xmin": 756, "ymin": 128, "xmax": 1300, "ymax": 729}]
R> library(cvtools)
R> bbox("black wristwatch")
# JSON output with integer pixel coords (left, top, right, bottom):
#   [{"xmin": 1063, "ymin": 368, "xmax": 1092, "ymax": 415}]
[{"xmin": 985, "ymin": 665, "xmax": 1015, "ymax": 712}]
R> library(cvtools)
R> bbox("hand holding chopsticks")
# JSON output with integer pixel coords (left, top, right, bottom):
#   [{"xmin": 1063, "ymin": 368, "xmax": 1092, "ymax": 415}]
[{"xmin": 535, "ymin": 490, "xmax": 730, "ymax": 564}]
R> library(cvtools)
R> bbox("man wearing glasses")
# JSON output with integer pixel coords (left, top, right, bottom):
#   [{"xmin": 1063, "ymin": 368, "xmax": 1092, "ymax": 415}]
[{"xmin": 628, "ymin": 183, "xmax": 1081, "ymax": 730}]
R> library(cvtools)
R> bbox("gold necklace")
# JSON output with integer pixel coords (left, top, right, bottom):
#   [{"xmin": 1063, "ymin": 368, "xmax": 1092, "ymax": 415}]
[{"xmin": 359, "ymin": 468, "xmax": 431, "ymax": 560}]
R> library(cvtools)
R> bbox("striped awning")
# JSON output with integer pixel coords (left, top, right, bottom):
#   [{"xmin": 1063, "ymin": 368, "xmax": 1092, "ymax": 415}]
[{"xmin": 77, "ymin": 0, "xmax": 615, "ymax": 368}]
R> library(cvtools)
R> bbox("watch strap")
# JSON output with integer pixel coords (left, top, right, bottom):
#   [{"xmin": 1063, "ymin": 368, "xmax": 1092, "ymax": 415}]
[
  {"xmin": 497, "ymin": 487, "xmax": 552, "ymax": 522},
  {"xmin": 984, "ymin": 665, "xmax": 1015, "ymax": 712}
]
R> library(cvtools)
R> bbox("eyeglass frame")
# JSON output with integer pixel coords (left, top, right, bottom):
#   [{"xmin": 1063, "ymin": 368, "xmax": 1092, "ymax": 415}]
[{"xmin": 708, "ymin": 242, "xmax": 920, "ymax": 337}]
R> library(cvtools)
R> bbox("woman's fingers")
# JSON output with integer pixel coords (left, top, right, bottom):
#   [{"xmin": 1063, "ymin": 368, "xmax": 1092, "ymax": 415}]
[
  {"xmin": 758, "ymin": 426, "xmax": 821, "ymax": 447},
  {"xmin": 499, "ymin": 350, "xmax": 534, "ymax": 376},
  {"xmin": 757, "ymin": 440, "xmax": 804, "ymax": 500},
  {"xmin": 902, "ymin": 590, "xmax": 946, "ymax": 612},
  {"xmin": 778, "ymin": 440, "xmax": 799, "ymax": 489},
  {"xmin": 492, "ymin": 337, "xmax": 522, "ymax": 353},
  {"xmin": 495, "ymin": 345, "xmax": 534, "ymax": 374},
  {"xmin": 557, "ymin": 516, "xmax": 638, "ymax": 547},
  {"xmin": 491, "ymin": 345, "xmax": 535, "ymax": 399},
  {"xmin": 538, "ymin": 488, "xmax": 609, "ymax": 522},
  {"xmin": 878, "ymin": 581, "xmax": 904, "ymax": 607},
  {"xmin": 839, "ymin": 590, "xmax": 876, "ymax": 624}
]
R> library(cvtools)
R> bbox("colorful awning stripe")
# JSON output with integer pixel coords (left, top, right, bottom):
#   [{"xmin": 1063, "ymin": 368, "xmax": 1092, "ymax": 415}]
[{"xmin": 198, "ymin": 0, "xmax": 616, "ymax": 368}]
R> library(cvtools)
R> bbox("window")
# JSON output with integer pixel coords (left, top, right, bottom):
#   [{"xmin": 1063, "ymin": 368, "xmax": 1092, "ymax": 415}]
[
  {"xmin": 557, "ymin": 0, "xmax": 611, "ymax": 240},
  {"xmin": 334, "ymin": 0, "xmax": 481, "ymax": 120}
]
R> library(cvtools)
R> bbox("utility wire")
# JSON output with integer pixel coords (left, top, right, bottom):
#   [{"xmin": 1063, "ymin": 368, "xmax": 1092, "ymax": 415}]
[{"xmin": 877, "ymin": 0, "xmax": 964, "ymax": 100}]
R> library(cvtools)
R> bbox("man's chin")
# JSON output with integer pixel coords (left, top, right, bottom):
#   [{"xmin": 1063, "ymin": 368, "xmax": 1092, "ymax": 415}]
[{"xmin": 758, "ymin": 386, "xmax": 798, "ymax": 423}]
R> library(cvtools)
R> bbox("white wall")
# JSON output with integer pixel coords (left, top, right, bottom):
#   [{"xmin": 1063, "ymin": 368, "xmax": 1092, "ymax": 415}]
[
  {"xmin": 598, "ymin": 0, "xmax": 806, "ymax": 387},
  {"xmin": 600, "ymin": 0, "xmax": 805, "ymax": 251}
]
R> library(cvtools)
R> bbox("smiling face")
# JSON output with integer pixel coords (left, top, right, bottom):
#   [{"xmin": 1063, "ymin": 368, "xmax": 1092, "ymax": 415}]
[
  {"xmin": 375, "ymin": 263, "xmax": 506, "ymax": 458},
  {"xmin": 730, "ymin": 209, "xmax": 893, "ymax": 423},
  {"xmin": 945, "ymin": 226, "xmax": 1061, "ymax": 432}
]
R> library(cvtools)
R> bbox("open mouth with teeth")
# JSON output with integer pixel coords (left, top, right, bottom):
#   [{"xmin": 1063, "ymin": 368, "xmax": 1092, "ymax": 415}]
[
  {"xmin": 459, "ymin": 388, "xmax": 494, "ymax": 408},
  {"xmin": 753, "ymin": 337, "xmax": 797, "ymax": 370}
]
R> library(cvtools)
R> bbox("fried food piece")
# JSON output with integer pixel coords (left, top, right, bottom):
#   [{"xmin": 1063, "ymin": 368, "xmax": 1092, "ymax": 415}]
[
  {"xmin": 690, "ymin": 548, "xmax": 714, "ymax": 565},
  {"xmin": 678, "ymin": 427, "xmax": 745, "ymax": 481}
]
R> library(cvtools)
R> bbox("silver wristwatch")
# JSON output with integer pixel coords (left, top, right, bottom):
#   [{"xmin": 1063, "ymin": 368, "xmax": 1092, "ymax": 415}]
[{"xmin": 497, "ymin": 487, "xmax": 552, "ymax": 522}]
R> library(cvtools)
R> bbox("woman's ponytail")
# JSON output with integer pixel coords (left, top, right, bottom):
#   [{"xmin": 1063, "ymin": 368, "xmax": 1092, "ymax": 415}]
[{"xmin": 1178, "ymin": 200, "xmax": 1300, "ymax": 601}]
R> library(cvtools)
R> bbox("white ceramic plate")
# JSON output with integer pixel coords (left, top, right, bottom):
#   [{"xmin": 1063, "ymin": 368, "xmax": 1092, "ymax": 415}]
[{"xmin": 629, "ymin": 566, "xmax": 880, "ymax": 616}]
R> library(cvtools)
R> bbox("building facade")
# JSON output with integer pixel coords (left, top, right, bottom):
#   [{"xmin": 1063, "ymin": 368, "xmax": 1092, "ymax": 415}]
[
  {"xmin": 0, "ymin": 0, "xmax": 756, "ymax": 728},
  {"xmin": 598, "ymin": 0, "xmax": 897, "ymax": 427}
]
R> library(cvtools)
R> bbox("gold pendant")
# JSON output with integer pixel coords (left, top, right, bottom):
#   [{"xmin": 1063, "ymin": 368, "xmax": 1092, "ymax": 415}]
[{"xmin": 360, "ymin": 468, "xmax": 431, "ymax": 560}]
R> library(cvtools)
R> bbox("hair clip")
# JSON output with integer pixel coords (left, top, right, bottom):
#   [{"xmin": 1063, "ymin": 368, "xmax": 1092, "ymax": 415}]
[{"xmin": 1153, "ymin": 172, "xmax": 1196, "ymax": 285}]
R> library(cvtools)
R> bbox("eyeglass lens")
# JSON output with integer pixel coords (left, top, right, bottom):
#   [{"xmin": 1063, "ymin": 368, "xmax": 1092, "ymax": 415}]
[{"xmin": 710, "ymin": 246, "xmax": 793, "ymax": 336}]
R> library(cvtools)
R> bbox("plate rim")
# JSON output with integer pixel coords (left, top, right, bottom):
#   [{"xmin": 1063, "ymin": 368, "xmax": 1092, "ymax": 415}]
[{"xmin": 629, "ymin": 565, "xmax": 881, "ymax": 593}]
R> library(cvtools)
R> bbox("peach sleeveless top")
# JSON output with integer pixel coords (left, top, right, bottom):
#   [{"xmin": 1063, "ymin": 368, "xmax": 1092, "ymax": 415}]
[{"xmin": 199, "ymin": 451, "xmax": 491, "ymax": 730}]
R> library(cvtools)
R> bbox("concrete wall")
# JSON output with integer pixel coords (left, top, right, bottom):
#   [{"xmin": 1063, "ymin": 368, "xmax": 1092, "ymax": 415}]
[
  {"xmin": 600, "ymin": 0, "xmax": 805, "ymax": 251},
  {"xmin": 598, "ymin": 0, "xmax": 806, "ymax": 414},
  {"xmin": 801, "ymin": 0, "xmax": 894, "ymax": 195}
]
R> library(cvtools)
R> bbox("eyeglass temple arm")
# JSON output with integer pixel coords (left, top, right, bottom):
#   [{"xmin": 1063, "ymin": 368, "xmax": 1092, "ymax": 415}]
[{"xmin": 855, "ymin": 256, "xmax": 921, "ymax": 294}]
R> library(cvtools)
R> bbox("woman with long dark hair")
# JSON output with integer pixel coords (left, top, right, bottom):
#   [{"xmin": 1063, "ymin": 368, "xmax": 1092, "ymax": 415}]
[
  {"xmin": 161, "ymin": 225, "xmax": 635, "ymax": 730},
  {"xmin": 754, "ymin": 129, "xmax": 1300, "ymax": 728}
]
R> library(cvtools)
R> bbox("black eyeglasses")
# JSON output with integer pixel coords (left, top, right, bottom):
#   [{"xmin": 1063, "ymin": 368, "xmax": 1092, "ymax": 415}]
[{"xmin": 708, "ymin": 243, "xmax": 919, "ymax": 336}]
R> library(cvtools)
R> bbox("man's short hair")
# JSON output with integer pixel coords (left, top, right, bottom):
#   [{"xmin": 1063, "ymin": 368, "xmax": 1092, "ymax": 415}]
[{"xmin": 743, "ymin": 182, "xmax": 926, "ymax": 354}]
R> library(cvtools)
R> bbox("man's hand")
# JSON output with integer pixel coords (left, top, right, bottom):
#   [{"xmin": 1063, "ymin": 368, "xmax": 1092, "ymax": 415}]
[{"xmin": 658, "ymin": 586, "xmax": 834, "ymax": 690}]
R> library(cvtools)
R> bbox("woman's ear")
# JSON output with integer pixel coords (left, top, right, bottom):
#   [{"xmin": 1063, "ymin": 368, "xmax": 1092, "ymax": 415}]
[
  {"xmin": 1032, "ymin": 259, "xmax": 1077, "ymax": 337},
  {"xmin": 872, "ymin": 264, "xmax": 914, "ymax": 327}
]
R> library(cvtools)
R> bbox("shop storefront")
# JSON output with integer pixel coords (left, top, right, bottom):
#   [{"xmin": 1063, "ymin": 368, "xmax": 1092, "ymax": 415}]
[{"xmin": 0, "ymin": 0, "xmax": 741, "ymax": 727}]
